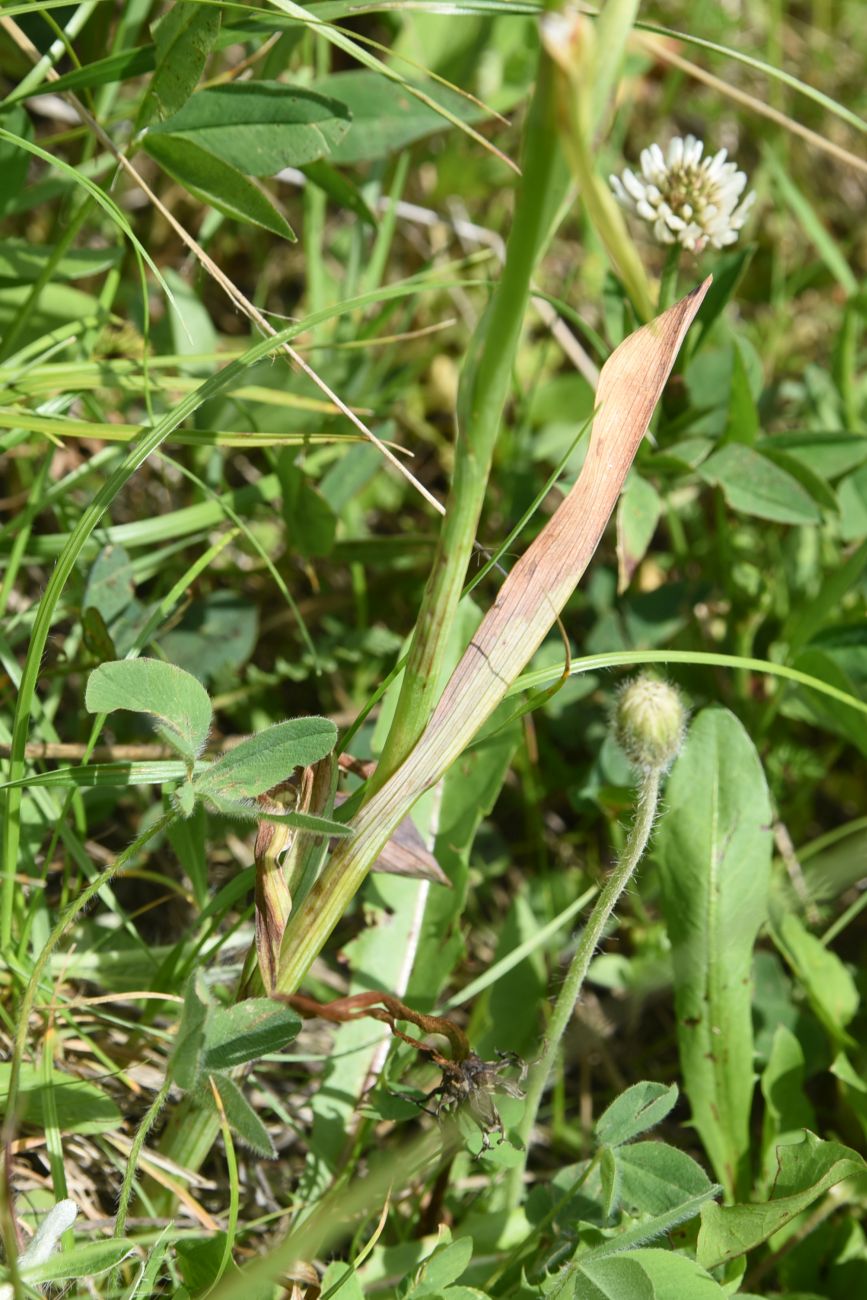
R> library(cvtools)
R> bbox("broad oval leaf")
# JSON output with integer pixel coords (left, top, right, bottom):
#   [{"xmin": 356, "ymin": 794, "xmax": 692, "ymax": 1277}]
[
  {"xmin": 143, "ymin": 133, "xmax": 296, "ymax": 240},
  {"xmin": 699, "ymin": 443, "xmax": 822, "ymax": 525},
  {"xmin": 202, "ymin": 999, "xmax": 301, "ymax": 1070},
  {"xmin": 595, "ymin": 1081, "xmax": 678, "ymax": 1148},
  {"xmin": 192, "ymin": 717, "xmax": 337, "ymax": 801},
  {"xmin": 616, "ymin": 1141, "xmax": 714, "ymax": 1215},
  {"xmin": 412, "ymin": 1237, "xmax": 473, "ymax": 1297},
  {"xmin": 146, "ymin": 81, "xmax": 351, "ymax": 176},
  {"xmin": 610, "ymin": 1249, "xmax": 725, "ymax": 1298},
  {"xmin": 310, "ymin": 70, "xmax": 483, "ymax": 164},
  {"xmin": 85, "ymin": 658, "xmax": 212, "ymax": 761}
]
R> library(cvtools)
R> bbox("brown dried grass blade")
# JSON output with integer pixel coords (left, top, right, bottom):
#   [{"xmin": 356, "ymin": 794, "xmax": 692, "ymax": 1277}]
[
  {"xmin": 381, "ymin": 277, "xmax": 712, "ymax": 808},
  {"xmin": 277, "ymin": 279, "xmax": 711, "ymax": 989}
]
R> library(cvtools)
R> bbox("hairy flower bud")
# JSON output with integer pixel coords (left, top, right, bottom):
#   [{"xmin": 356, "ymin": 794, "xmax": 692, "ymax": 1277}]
[{"xmin": 615, "ymin": 674, "xmax": 687, "ymax": 772}]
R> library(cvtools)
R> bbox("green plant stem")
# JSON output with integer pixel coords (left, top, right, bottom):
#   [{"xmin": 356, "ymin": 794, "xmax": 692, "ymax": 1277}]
[
  {"xmin": 657, "ymin": 243, "xmax": 682, "ymax": 311},
  {"xmin": 113, "ymin": 1077, "xmax": 171, "ymax": 1243},
  {"xmin": 371, "ymin": 51, "xmax": 568, "ymax": 788},
  {"xmin": 506, "ymin": 766, "xmax": 662, "ymax": 1208}
]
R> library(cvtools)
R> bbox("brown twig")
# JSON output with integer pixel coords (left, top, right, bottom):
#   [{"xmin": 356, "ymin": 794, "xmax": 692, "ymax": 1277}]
[{"xmin": 277, "ymin": 991, "xmax": 470, "ymax": 1062}]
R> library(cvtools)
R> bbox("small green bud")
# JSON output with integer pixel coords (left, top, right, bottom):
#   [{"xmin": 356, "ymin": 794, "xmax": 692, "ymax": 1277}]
[{"xmin": 614, "ymin": 673, "xmax": 687, "ymax": 772}]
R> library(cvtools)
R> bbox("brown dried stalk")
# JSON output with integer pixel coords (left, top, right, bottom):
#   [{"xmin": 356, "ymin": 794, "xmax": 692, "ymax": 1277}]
[
  {"xmin": 277, "ymin": 990, "xmax": 470, "ymax": 1062},
  {"xmin": 276, "ymin": 279, "xmax": 712, "ymax": 993}
]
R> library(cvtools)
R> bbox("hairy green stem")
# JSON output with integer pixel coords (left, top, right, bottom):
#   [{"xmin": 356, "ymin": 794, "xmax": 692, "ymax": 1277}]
[
  {"xmin": 114, "ymin": 1077, "xmax": 172, "ymax": 1242},
  {"xmin": 371, "ymin": 52, "xmax": 568, "ymax": 788},
  {"xmin": 506, "ymin": 766, "xmax": 662, "ymax": 1207}
]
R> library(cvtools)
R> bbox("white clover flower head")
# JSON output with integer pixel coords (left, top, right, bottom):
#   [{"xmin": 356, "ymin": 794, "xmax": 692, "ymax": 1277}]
[{"xmin": 610, "ymin": 134, "xmax": 755, "ymax": 253}]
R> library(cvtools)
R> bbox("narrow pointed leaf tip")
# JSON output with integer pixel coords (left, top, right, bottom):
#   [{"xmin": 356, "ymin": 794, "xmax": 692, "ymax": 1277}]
[
  {"xmin": 192, "ymin": 717, "xmax": 338, "ymax": 801},
  {"xmin": 274, "ymin": 281, "xmax": 712, "ymax": 989},
  {"xmin": 399, "ymin": 277, "xmax": 713, "ymax": 794},
  {"xmin": 85, "ymin": 658, "xmax": 212, "ymax": 762}
]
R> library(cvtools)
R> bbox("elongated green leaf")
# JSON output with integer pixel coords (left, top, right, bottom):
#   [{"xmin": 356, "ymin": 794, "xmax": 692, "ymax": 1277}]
[
  {"xmin": 765, "ymin": 149, "xmax": 858, "ymax": 296},
  {"xmin": 699, "ymin": 444, "xmax": 822, "ymax": 525},
  {"xmin": 9, "ymin": 45, "xmax": 155, "ymax": 102},
  {"xmin": 193, "ymin": 718, "xmax": 337, "ymax": 801},
  {"xmin": 595, "ymin": 1081, "xmax": 678, "ymax": 1148},
  {"xmin": 772, "ymin": 911, "xmax": 859, "ymax": 1043},
  {"xmin": 0, "ymin": 760, "xmax": 194, "ymax": 791},
  {"xmin": 587, "ymin": 1192, "xmax": 721, "ymax": 1264},
  {"xmin": 187, "ymin": 792, "xmax": 351, "ymax": 833},
  {"xmin": 0, "ymin": 239, "xmax": 122, "ymax": 284},
  {"xmin": 655, "ymin": 707, "xmax": 773, "ymax": 1198},
  {"xmin": 24, "ymin": 1239, "xmax": 134, "ymax": 1284},
  {"xmin": 0, "ymin": 1063, "xmax": 122, "ymax": 1136},
  {"xmin": 761, "ymin": 1025, "xmax": 815, "ymax": 1161},
  {"xmin": 0, "ymin": 105, "xmax": 32, "ymax": 217},
  {"xmin": 263, "ymin": 809, "xmax": 352, "ymax": 836},
  {"xmin": 202, "ymin": 999, "xmax": 301, "ymax": 1070},
  {"xmin": 85, "ymin": 658, "xmax": 213, "ymax": 761},
  {"xmin": 208, "ymin": 1073, "xmax": 276, "ymax": 1158},
  {"xmin": 697, "ymin": 1132, "xmax": 867, "ymax": 1269},
  {"xmin": 147, "ymin": 82, "xmax": 351, "ymax": 176},
  {"xmin": 723, "ymin": 337, "xmax": 760, "ymax": 445},
  {"xmin": 143, "ymin": 133, "xmax": 296, "ymax": 240},
  {"xmin": 791, "ymin": 647, "xmax": 867, "ymax": 757},
  {"xmin": 310, "ymin": 70, "xmax": 484, "ymax": 163},
  {"xmin": 692, "ymin": 245, "xmax": 754, "ymax": 349},
  {"xmin": 139, "ymin": 0, "xmax": 222, "ymax": 127}
]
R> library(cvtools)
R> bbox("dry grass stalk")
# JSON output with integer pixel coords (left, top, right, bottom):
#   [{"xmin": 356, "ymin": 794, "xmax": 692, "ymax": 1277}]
[{"xmin": 277, "ymin": 278, "xmax": 712, "ymax": 990}]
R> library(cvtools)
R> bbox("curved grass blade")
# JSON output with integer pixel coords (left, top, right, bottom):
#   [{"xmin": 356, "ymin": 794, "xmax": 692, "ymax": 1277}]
[{"xmin": 508, "ymin": 648, "xmax": 867, "ymax": 722}]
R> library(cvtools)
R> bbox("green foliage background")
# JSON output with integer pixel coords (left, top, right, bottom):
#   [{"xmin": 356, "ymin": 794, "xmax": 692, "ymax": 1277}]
[{"xmin": 1, "ymin": 1, "xmax": 866, "ymax": 1296}]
